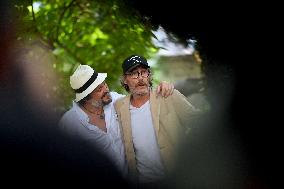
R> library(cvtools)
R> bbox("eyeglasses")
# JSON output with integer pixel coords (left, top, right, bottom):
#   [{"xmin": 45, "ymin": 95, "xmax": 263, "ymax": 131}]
[{"xmin": 125, "ymin": 70, "xmax": 150, "ymax": 79}]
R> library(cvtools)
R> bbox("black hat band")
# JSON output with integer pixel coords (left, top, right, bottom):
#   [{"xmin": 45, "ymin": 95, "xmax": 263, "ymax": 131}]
[{"xmin": 74, "ymin": 72, "xmax": 98, "ymax": 93}]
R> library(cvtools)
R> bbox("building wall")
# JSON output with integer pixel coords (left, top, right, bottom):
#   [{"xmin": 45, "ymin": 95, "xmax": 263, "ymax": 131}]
[
  {"xmin": 156, "ymin": 53, "xmax": 210, "ymax": 111},
  {"xmin": 156, "ymin": 54, "xmax": 203, "ymax": 83}
]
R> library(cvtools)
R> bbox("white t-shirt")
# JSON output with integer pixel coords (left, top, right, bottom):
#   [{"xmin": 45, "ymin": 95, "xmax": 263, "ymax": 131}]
[{"xmin": 130, "ymin": 101, "xmax": 165, "ymax": 183}]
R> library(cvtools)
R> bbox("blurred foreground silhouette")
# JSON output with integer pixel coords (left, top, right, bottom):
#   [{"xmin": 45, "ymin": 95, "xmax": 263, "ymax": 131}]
[
  {"xmin": 1, "ymin": 1, "xmax": 277, "ymax": 188},
  {"xmin": 0, "ymin": 2, "xmax": 130, "ymax": 188},
  {"xmin": 126, "ymin": 0, "xmax": 277, "ymax": 188}
]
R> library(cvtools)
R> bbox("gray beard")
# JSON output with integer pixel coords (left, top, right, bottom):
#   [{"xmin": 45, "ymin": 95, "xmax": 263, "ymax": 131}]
[
  {"xmin": 131, "ymin": 86, "xmax": 150, "ymax": 96},
  {"xmin": 135, "ymin": 91, "xmax": 148, "ymax": 96},
  {"xmin": 91, "ymin": 98, "xmax": 112, "ymax": 107},
  {"xmin": 91, "ymin": 99, "xmax": 104, "ymax": 108},
  {"xmin": 102, "ymin": 98, "xmax": 112, "ymax": 106}
]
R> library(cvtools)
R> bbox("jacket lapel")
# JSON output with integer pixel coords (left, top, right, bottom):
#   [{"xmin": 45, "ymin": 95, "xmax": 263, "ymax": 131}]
[
  {"xmin": 118, "ymin": 95, "xmax": 132, "ymax": 150},
  {"xmin": 117, "ymin": 95, "xmax": 137, "ymax": 177},
  {"xmin": 150, "ymin": 91, "xmax": 160, "ymax": 135}
]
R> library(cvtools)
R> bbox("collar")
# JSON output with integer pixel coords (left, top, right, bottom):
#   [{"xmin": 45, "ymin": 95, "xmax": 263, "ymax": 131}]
[{"xmin": 72, "ymin": 101, "xmax": 89, "ymax": 124}]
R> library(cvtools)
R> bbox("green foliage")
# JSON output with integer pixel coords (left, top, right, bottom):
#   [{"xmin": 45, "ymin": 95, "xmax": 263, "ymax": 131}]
[{"xmin": 14, "ymin": 0, "xmax": 158, "ymax": 111}]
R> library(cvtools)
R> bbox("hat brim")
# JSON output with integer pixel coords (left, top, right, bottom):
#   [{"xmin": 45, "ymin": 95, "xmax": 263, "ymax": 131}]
[
  {"xmin": 75, "ymin": 73, "xmax": 107, "ymax": 102},
  {"xmin": 126, "ymin": 63, "xmax": 150, "ymax": 73}
]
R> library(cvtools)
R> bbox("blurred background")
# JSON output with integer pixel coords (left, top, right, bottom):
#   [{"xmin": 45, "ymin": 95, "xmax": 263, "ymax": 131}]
[
  {"xmin": 1, "ymin": 0, "xmax": 277, "ymax": 188},
  {"xmin": 3, "ymin": 0, "xmax": 209, "ymax": 114}
]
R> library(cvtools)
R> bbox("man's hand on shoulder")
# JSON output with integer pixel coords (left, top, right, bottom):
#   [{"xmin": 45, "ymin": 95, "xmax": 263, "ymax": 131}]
[{"xmin": 156, "ymin": 81, "xmax": 174, "ymax": 98}]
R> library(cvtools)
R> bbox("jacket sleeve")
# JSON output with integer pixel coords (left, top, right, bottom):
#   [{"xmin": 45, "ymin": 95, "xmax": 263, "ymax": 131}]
[{"xmin": 171, "ymin": 89, "xmax": 202, "ymax": 133}]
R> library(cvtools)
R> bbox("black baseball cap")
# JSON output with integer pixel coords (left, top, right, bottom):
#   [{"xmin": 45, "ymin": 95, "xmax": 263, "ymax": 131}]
[{"xmin": 122, "ymin": 55, "xmax": 150, "ymax": 73}]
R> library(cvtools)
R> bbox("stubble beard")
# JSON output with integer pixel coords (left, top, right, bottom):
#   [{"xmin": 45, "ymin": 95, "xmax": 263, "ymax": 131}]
[
  {"xmin": 91, "ymin": 99, "xmax": 104, "ymax": 108},
  {"xmin": 102, "ymin": 92, "xmax": 112, "ymax": 105},
  {"xmin": 91, "ymin": 92, "xmax": 112, "ymax": 108},
  {"xmin": 131, "ymin": 84, "xmax": 150, "ymax": 97}
]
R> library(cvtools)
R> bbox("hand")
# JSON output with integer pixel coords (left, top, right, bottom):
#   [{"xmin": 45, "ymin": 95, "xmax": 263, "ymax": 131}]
[{"xmin": 156, "ymin": 81, "xmax": 174, "ymax": 98}]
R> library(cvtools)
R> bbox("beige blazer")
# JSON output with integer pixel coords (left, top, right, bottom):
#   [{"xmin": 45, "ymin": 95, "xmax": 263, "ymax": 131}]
[{"xmin": 114, "ymin": 89, "xmax": 199, "ymax": 180}]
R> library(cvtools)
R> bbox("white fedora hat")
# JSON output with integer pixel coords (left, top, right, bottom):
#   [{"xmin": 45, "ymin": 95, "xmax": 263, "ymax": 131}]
[{"xmin": 70, "ymin": 64, "xmax": 107, "ymax": 102}]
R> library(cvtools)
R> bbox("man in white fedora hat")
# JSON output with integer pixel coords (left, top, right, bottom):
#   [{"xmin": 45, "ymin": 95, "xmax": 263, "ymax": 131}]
[{"xmin": 59, "ymin": 64, "xmax": 174, "ymax": 177}]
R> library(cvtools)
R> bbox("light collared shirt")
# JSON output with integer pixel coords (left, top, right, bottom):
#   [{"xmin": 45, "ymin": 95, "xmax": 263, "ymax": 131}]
[{"xmin": 58, "ymin": 92, "xmax": 127, "ymax": 176}]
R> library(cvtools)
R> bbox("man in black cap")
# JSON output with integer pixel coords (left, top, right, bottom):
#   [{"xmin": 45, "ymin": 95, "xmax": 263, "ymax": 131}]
[{"xmin": 115, "ymin": 55, "xmax": 200, "ymax": 187}]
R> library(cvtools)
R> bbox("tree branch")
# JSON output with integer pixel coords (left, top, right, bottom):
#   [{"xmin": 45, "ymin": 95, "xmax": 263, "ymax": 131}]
[
  {"xmin": 55, "ymin": 39, "xmax": 84, "ymax": 65},
  {"xmin": 31, "ymin": 0, "xmax": 36, "ymax": 22},
  {"xmin": 30, "ymin": 0, "xmax": 55, "ymax": 50},
  {"xmin": 56, "ymin": 0, "xmax": 76, "ymax": 40}
]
